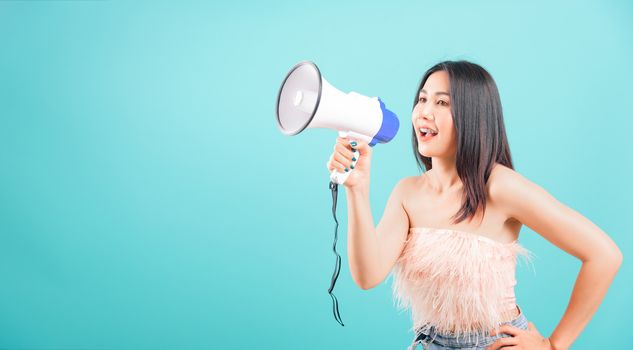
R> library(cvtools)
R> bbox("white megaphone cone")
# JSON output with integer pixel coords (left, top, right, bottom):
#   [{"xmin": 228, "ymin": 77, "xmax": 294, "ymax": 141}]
[{"xmin": 276, "ymin": 61, "xmax": 399, "ymax": 185}]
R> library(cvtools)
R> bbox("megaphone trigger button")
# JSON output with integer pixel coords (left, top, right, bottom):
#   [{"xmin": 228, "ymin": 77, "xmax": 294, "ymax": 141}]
[{"xmin": 350, "ymin": 141, "xmax": 358, "ymax": 147}]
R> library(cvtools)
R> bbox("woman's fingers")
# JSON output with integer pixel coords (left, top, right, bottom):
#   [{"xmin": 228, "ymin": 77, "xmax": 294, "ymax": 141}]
[
  {"xmin": 334, "ymin": 152, "xmax": 355, "ymax": 168},
  {"xmin": 327, "ymin": 151, "xmax": 353, "ymax": 172},
  {"xmin": 338, "ymin": 137, "xmax": 370, "ymax": 156},
  {"xmin": 327, "ymin": 137, "xmax": 372, "ymax": 187},
  {"xmin": 327, "ymin": 156, "xmax": 348, "ymax": 173},
  {"xmin": 334, "ymin": 139, "xmax": 356, "ymax": 159}
]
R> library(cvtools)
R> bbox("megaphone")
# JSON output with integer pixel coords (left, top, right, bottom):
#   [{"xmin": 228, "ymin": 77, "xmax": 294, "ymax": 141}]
[{"xmin": 276, "ymin": 61, "xmax": 400, "ymax": 185}]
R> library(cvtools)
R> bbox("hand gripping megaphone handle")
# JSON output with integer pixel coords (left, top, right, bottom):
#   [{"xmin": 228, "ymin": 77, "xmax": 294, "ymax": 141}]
[{"xmin": 329, "ymin": 131, "xmax": 364, "ymax": 185}]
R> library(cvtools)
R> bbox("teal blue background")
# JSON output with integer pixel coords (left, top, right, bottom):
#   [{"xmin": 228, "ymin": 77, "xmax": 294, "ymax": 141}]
[{"xmin": 0, "ymin": 0, "xmax": 631, "ymax": 349}]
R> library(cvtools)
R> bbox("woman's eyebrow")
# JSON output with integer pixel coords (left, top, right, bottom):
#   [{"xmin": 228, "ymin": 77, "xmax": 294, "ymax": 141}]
[{"xmin": 419, "ymin": 89, "xmax": 450, "ymax": 97}]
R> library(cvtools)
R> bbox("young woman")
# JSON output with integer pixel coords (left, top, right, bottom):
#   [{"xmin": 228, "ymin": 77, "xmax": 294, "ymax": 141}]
[{"xmin": 326, "ymin": 60, "xmax": 623, "ymax": 350}]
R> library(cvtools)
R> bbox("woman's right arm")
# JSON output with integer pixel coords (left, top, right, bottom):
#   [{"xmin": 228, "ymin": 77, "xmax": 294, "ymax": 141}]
[
  {"xmin": 327, "ymin": 137, "xmax": 411, "ymax": 290},
  {"xmin": 346, "ymin": 179, "xmax": 410, "ymax": 290}
]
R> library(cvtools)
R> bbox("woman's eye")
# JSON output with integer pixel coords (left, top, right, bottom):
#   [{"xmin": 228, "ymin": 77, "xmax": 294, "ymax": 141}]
[
  {"xmin": 438, "ymin": 100, "xmax": 449, "ymax": 106},
  {"xmin": 418, "ymin": 97, "xmax": 426, "ymax": 103}
]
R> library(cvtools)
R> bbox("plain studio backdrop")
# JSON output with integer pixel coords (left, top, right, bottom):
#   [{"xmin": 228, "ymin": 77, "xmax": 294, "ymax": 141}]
[{"xmin": 0, "ymin": 1, "xmax": 631, "ymax": 349}]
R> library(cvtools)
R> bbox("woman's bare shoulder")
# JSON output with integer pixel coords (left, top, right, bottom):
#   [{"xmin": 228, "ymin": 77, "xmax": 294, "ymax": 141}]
[
  {"xmin": 385, "ymin": 175, "xmax": 420, "ymax": 201},
  {"xmin": 490, "ymin": 162, "xmax": 527, "ymax": 181},
  {"xmin": 488, "ymin": 163, "xmax": 532, "ymax": 202},
  {"xmin": 397, "ymin": 174, "xmax": 427, "ymax": 192}
]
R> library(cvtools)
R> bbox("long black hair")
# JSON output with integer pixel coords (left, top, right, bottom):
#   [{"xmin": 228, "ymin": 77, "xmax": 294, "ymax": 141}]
[{"xmin": 412, "ymin": 60, "xmax": 514, "ymax": 225}]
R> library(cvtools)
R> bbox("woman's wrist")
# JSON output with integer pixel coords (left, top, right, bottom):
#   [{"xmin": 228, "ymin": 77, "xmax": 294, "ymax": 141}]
[
  {"xmin": 344, "ymin": 180, "xmax": 370, "ymax": 195},
  {"xmin": 548, "ymin": 337, "xmax": 568, "ymax": 350}
]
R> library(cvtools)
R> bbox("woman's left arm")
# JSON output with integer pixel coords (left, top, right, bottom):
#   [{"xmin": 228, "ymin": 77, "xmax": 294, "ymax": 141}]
[{"xmin": 490, "ymin": 167, "xmax": 623, "ymax": 350}]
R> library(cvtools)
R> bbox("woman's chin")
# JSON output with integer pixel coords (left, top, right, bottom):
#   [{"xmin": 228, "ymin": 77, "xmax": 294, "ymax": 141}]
[{"xmin": 418, "ymin": 145, "xmax": 434, "ymax": 158}]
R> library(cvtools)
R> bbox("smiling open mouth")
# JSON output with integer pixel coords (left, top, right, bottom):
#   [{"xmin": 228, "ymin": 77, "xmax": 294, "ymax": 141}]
[{"xmin": 419, "ymin": 127, "xmax": 438, "ymax": 140}]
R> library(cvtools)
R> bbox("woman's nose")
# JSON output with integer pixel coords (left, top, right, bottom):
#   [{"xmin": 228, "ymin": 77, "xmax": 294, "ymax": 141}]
[
  {"xmin": 421, "ymin": 103, "xmax": 436, "ymax": 118},
  {"xmin": 413, "ymin": 112, "xmax": 435, "ymax": 123},
  {"xmin": 415, "ymin": 105, "xmax": 435, "ymax": 121}
]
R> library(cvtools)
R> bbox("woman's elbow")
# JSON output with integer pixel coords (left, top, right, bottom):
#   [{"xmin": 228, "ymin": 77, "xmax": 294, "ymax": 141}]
[
  {"xmin": 611, "ymin": 245, "xmax": 623, "ymax": 269},
  {"xmin": 605, "ymin": 237, "xmax": 623, "ymax": 268},
  {"xmin": 355, "ymin": 278, "xmax": 377, "ymax": 290},
  {"xmin": 595, "ymin": 244, "xmax": 623, "ymax": 273},
  {"xmin": 589, "ymin": 236, "xmax": 623, "ymax": 269},
  {"xmin": 352, "ymin": 274, "xmax": 380, "ymax": 290}
]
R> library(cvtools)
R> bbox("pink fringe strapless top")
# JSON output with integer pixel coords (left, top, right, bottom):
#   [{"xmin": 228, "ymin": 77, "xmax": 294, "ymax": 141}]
[{"xmin": 391, "ymin": 227, "xmax": 533, "ymax": 336}]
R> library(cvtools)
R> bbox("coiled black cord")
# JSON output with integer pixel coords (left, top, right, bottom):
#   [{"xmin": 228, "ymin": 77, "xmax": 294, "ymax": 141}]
[{"xmin": 328, "ymin": 180, "xmax": 345, "ymax": 326}]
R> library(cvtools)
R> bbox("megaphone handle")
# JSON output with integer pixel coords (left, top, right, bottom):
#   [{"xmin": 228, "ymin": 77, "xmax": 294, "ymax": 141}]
[{"xmin": 330, "ymin": 132, "xmax": 361, "ymax": 185}]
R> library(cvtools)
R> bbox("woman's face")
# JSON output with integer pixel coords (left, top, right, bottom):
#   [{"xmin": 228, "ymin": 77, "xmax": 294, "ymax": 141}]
[{"xmin": 412, "ymin": 70, "xmax": 457, "ymax": 159}]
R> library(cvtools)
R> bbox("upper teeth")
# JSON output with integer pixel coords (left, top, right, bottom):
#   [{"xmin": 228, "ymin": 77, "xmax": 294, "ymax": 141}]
[{"xmin": 420, "ymin": 127, "xmax": 437, "ymax": 134}]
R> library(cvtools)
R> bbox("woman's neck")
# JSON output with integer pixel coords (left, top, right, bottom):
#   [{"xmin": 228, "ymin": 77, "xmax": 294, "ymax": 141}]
[{"xmin": 428, "ymin": 156, "xmax": 462, "ymax": 193}]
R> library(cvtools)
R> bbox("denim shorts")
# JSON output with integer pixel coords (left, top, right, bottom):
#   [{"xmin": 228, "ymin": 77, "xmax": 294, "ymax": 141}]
[{"xmin": 407, "ymin": 305, "xmax": 528, "ymax": 350}]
